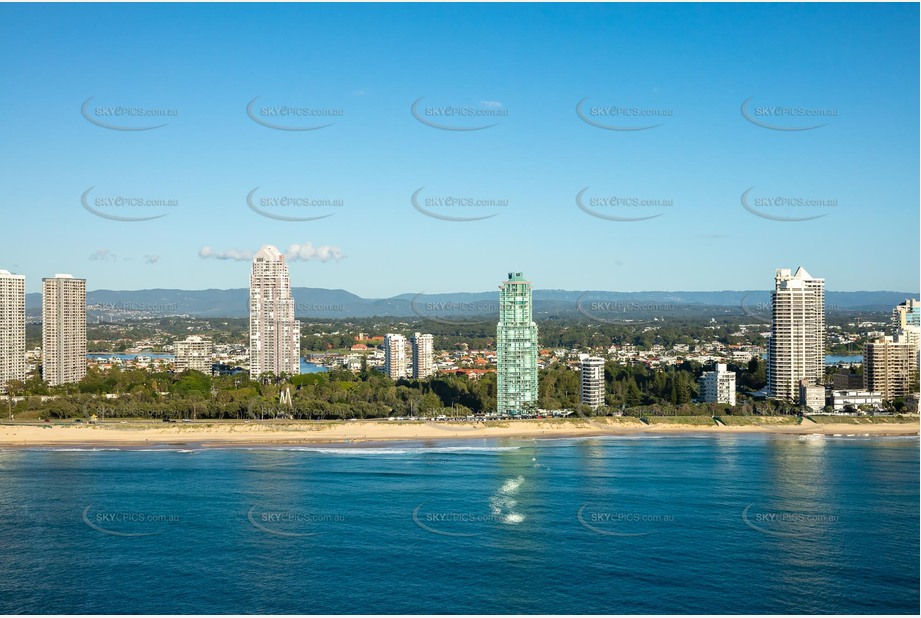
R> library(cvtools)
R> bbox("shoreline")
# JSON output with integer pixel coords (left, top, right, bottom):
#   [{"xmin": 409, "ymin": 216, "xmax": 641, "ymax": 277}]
[{"xmin": 0, "ymin": 418, "xmax": 917, "ymax": 449}]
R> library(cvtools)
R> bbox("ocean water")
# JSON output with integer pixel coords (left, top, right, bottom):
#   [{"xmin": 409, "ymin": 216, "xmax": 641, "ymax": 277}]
[{"xmin": 0, "ymin": 434, "xmax": 917, "ymax": 614}]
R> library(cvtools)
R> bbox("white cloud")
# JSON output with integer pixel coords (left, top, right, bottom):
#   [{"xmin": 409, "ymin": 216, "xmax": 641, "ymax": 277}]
[
  {"xmin": 283, "ymin": 242, "xmax": 345, "ymax": 262},
  {"xmin": 198, "ymin": 243, "xmax": 345, "ymax": 263},
  {"xmin": 198, "ymin": 246, "xmax": 255, "ymax": 261}
]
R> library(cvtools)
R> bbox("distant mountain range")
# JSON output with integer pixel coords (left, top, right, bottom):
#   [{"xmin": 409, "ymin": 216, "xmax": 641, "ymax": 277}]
[{"xmin": 23, "ymin": 288, "xmax": 919, "ymax": 320}]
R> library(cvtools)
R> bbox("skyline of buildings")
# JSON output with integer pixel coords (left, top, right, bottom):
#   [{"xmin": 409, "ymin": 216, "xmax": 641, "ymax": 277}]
[
  {"xmin": 41, "ymin": 274, "xmax": 87, "ymax": 387},
  {"xmin": 496, "ymin": 272, "xmax": 539, "ymax": 416},
  {"xmin": 249, "ymin": 245, "xmax": 300, "ymax": 378},
  {"xmin": 0, "ymin": 258, "xmax": 919, "ymax": 412},
  {"xmin": 767, "ymin": 266, "xmax": 826, "ymax": 402}
]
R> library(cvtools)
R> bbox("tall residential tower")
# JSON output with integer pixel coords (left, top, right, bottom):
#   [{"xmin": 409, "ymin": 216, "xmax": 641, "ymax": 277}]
[
  {"xmin": 496, "ymin": 272, "xmax": 538, "ymax": 415},
  {"xmin": 42, "ymin": 274, "xmax": 87, "ymax": 386},
  {"xmin": 0, "ymin": 270, "xmax": 26, "ymax": 393},
  {"xmin": 411, "ymin": 332, "xmax": 434, "ymax": 379},
  {"xmin": 579, "ymin": 356, "xmax": 605, "ymax": 409},
  {"xmin": 249, "ymin": 245, "xmax": 300, "ymax": 377},
  {"xmin": 767, "ymin": 266, "xmax": 825, "ymax": 401},
  {"xmin": 384, "ymin": 333, "xmax": 408, "ymax": 380}
]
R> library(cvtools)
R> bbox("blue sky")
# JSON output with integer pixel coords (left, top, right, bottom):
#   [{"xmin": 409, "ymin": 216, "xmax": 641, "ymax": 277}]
[{"xmin": 0, "ymin": 2, "xmax": 918, "ymax": 296}]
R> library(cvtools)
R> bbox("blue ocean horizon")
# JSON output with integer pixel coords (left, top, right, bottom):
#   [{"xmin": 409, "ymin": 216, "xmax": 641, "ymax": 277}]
[{"xmin": 0, "ymin": 434, "xmax": 917, "ymax": 614}]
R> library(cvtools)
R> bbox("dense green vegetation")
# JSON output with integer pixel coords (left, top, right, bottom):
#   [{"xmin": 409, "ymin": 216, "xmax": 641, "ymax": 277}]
[{"xmin": 3, "ymin": 353, "xmax": 781, "ymax": 421}]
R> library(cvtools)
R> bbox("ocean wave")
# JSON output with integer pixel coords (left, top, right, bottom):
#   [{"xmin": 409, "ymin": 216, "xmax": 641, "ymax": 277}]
[
  {"xmin": 237, "ymin": 445, "xmax": 523, "ymax": 456},
  {"xmin": 11, "ymin": 447, "xmax": 202, "ymax": 453},
  {"xmin": 20, "ymin": 447, "xmax": 126, "ymax": 452}
]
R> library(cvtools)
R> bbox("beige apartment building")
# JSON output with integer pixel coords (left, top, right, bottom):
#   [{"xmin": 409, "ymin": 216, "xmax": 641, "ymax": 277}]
[
  {"xmin": 767, "ymin": 267, "xmax": 825, "ymax": 401},
  {"xmin": 42, "ymin": 274, "xmax": 87, "ymax": 386},
  {"xmin": 0, "ymin": 269, "xmax": 26, "ymax": 393},
  {"xmin": 174, "ymin": 335, "xmax": 213, "ymax": 373},
  {"xmin": 249, "ymin": 245, "xmax": 300, "ymax": 378}
]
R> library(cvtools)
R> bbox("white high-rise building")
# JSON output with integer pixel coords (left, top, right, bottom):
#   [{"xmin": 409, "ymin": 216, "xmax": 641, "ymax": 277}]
[
  {"xmin": 767, "ymin": 267, "xmax": 825, "ymax": 401},
  {"xmin": 892, "ymin": 299, "xmax": 920, "ymax": 354},
  {"xmin": 249, "ymin": 245, "xmax": 300, "ymax": 378},
  {"xmin": 579, "ymin": 356, "xmax": 605, "ymax": 409},
  {"xmin": 698, "ymin": 363, "xmax": 736, "ymax": 406},
  {"xmin": 892, "ymin": 298, "xmax": 920, "ymax": 330},
  {"xmin": 174, "ymin": 335, "xmax": 213, "ymax": 373},
  {"xmin": 384, "ymin": 333, "xmax": 407, "ymax": 380},
  {"xmin": 42, "ymin": 274, "xmax": 87, "ymax": 387},
  {"xmin": 0, "ymin": 270, "xmax": 26, "ymax": 393},
  {"xmin": 411, "ymin": 332, "xmax": 434, "ymax": 379}
]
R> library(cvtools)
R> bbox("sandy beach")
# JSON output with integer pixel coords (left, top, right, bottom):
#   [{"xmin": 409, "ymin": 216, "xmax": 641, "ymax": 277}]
[{"xmin": 0, "ymin": 417, "xmax": 917, "ymax": 448}]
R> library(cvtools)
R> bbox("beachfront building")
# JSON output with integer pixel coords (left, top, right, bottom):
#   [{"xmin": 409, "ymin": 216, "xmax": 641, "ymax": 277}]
[
  {"xmin": 863, "ymin": 335, "xmax": 919, "ymax": 401},
  {"xmin": 799, "ymin": 380, "xmax": 826, "ymax": 411},
  {"xmin": 496, "ymin": 272, "xmax": 539, "ymax": 416},
  {"xmin": 0, "ymin": 270, "xmax": 26, "ymax": 393},
  {"xmin": 384, "ymin": 333, "xmax": 407, "ymax": 379},
  {"xmin": 767, "ymin": 266, "xmax": 825, "ymax": 401},
  {"xmin": 411, "ymin": 332, "xmax": 434, "ymax": 379},
  {"xmin": 579, "ymin": 355, "xmax": 605, "ymax": 409},
  {"xmin": 698, "ymin": 363, "xmax": 736, "ymax": 406},
  {"xmin": 830, "ymin": 390, "xmax": 882, "ymax": 413},
  {"xmin": 249, "ymin": 245, "xmax": 300, "ymax": 378},
  {"xmin": 42, "ymin": 274, "xmax": 87, "ymax": 387},
  {"xmin": 174, "ymin": 335, "xmax": 213, "ymax": 373}
]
